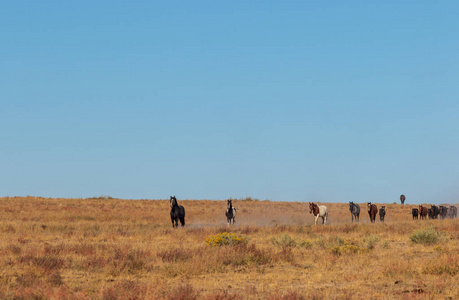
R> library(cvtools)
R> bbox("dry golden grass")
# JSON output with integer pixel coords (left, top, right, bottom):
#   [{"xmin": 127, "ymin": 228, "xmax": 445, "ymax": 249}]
[{"xmin": 0, "ymin": 196, "xmax": 457, "ymax": 299}]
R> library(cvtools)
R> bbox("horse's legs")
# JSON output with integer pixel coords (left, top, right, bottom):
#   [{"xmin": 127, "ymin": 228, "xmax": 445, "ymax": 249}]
[{"xmin": 314, "ymin": 215, "xmax": 318, "ymax": 225}]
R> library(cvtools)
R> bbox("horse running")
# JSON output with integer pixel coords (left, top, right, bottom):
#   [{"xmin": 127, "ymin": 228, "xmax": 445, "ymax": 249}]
[
  {"xmin": 170, "ymin": 196, "xmax": 185, "ymax": 228},
  {"xmin": 367, "ymin": 202, "xmax": 378, "ymax": 223},
  {"xmin": 225, "ymin": 199, "xmax": 237, "ymax": 225},
  {"xmin": 309, "ymin": 202, "xmax": 328, "ymax": 225},
  {"xmin": 349, "ymin": 202, "xmax": 360, "ymax": 222}
]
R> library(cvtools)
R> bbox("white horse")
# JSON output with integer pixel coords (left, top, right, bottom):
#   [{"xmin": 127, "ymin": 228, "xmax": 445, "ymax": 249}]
[{"xmin": 309, "ymin": 202, "xmax": 328, "ymax": 225}]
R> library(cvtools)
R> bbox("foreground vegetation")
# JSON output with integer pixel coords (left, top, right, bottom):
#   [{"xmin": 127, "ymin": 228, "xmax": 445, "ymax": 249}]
[{"xmin": 0, "ymin": 197, "xmax": 457, "ymax": 299}]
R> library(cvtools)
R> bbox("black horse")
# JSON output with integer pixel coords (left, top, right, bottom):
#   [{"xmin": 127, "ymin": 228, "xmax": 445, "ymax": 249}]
[
  {"xmin": 349, "ymin": 202, "xmax": 360, "ymax": 222},
  {"xmin": 170, "ymin": 196, "xmax": 185, "ymax": 228},
  {"xmin": 412, "ymin": 208, "xmax": 419, "ymax": 220},
  {"xmin": 225, "ymin": 199, "xmax": 237, "ymax": 225},
  {"xmin": 379, "ymin": 206, "xmax": 386, "ymax": 222},
  {"xmin": 430, "ymin": 205, "xmax": 440, "ymax": 219}
]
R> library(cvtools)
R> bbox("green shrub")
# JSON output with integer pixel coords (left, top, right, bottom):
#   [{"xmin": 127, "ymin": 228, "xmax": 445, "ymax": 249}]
[
  {"xmin": 299, "ymin": 240, "xmax": 313, "ymax": 249},
  {"xmin": 330, "ymin": 245, "xmax": 366, "ymax": 256},
  {"xmin": 409, "ymin": 227, "xmax": 448, "ymax": 245},
  {"xmin": 363, "ymin": 235, "xmax": 379, "ymax": 250},
  {"xmin": 271, "ymin": 234, "xmax": 313, "ymax": 249},
  {"xmin": 271, "ymin": 234, "xmax": 296, "ymax": 248}
]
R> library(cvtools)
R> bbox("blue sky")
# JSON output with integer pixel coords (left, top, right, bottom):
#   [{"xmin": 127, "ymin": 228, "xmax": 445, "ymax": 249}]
[{"xmin": 1, "ymin": 1, "xmax": 458, "ymax": 204}]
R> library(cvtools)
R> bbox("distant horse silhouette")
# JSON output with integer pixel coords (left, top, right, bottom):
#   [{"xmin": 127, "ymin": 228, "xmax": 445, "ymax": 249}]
[
  {"xmin": 170, "ymin": 196, "xmax": 185, "ymax": 228},
  {"xmin": 367, "ymin": 202, "xmax": 378, "ymax": 223},
  {"xmin": 400, "ymin": 195, "xmax": 405, "ymax": 205},
  {"xmin": 225, "ymin": 199, "xmax": 237, "ymax": 225},
  {"xmin": 412, "ymin": 208, "xmax": 419, "ymax": 220},
  {"xmin": 309, "ymin": 202, "xmax": 328, "ymax": 225},
  {"xmin": 349, "ymin": 202, "xmax": 360, "ymax": 222},
  {"xmin": 379, "ymin": 206, "xmax": 386, "ymax": 222}
]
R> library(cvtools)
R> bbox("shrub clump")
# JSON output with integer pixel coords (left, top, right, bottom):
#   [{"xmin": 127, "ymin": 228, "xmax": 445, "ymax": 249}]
[
  {"xmin": 206, "ymin": 232, "xmax": 248, "ymax": 247},
  {"xmin": 270, "ymin": 234, "xmax": 313, "ymax": 249},
  {"xmin": 330, "ymin": 245, "xmax": 367, "ymax": 256},
  {"xmin": 409, "ymin": 227, "xmax": 449, "ymax": 245},
  {"xmin": 270, "ymin": 234, "xmax": 296, "ymax": 248}
]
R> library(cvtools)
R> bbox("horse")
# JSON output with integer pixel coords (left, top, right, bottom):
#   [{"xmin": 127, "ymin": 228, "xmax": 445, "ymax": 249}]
[
  {"xmin": 170, "ymin": 196, "xmax": 185, "ymax": 228},
  {"xmin": 419, "ymin": 205, "xmax": 428, "ymax": 220},
  {"xmin": 400, "ymin": 195, "xmax": 405, "ymax": 205},
  {"xmin": 449, "ymin": 206, "xmax": 457, "ymax": 219},
  {"xmin": 430, "ymin": 205, "xmax": 440, "ymax": 219},
  {"xmin": 367, "ymin": 202, "xmax": 378, "ymax": 223},
  {"xmin": 349, "ymin": 202, "xmax": 360, "ymax": 222},
  {"xmin": 225, "ymin": 199, "xmax": 237, "ymax": 225},
  {"xmin": 439, "ymin": 206, "xmax": 448, "ymax": 219},
  {"xmin": 309, "ymin": 202, "xmax": 328, "ymax": 225},
  {"xmin": 379, "ymin": 206, "xmax": 386, "ymax": 222},
  {"xmin": 412, "ymin": 208, "xmax": 419, "ymax": 220}
]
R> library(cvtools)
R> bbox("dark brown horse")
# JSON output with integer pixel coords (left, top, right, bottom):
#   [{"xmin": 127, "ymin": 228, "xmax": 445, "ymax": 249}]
[
  {"xmin": 400, "ymin": 195, "xmax": 405, "ymax": 205},
  {"xmin": 367, "ymin": 202, "xmax": 378, "ymax": 223},
  {"xmin": 419, "ymin": 205, "xmax": 428, "ymax": 220}
]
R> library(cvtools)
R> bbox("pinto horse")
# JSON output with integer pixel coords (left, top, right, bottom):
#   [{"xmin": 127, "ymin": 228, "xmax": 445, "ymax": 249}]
[
  {"xmin": 349, "ymin": 202, "xmax": 360, "ymax": 222},
  {"xmin": 367, "ymin": 202, "xmax": 378, "ymax": 223},
  {"xmin": 309, "ymin": 202, "xmax": 328, "ymax": 225},
  {"xmin": 170, "ymin": 196, "xmax": 185, "ymax": 228},
  {"xmin": 225, "ymin": 199, "xmax": 237, "ymax": 225}
]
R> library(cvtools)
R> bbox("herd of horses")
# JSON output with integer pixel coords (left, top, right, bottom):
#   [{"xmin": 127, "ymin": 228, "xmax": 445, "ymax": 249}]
[
  {"xmin": 412, "ymin": 204, "xmax": 457, "ymax": 220},
  {"xmin": 169, "ymin": 196, "xmax": 457, "ymax": 228}
]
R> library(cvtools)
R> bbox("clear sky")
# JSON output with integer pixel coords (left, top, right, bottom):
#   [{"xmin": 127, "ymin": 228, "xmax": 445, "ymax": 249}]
[{"xmin": 1, "ymin": 1, "xmax": 458, "ymax": 204}]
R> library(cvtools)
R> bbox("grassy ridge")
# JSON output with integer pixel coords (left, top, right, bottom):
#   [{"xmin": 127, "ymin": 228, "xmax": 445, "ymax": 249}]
[{"xmin": 0, "ymin": 197, "xmax": 458, "ymax": 299}]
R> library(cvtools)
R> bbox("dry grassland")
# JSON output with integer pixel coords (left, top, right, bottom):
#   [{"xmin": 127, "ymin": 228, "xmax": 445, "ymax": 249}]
[{"xmin": 0, "ymin": 197, "xmax": 458, "ymax": 299}]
